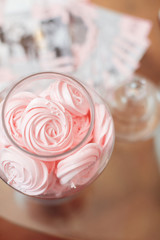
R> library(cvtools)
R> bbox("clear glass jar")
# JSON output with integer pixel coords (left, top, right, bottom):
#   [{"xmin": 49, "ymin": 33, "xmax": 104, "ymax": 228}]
[
  {"xmin": 0, "ymin": 72, "xmax": 115, "ymax": 200},
  {"xmin": 101, "ymin": 75, "xmax": 160, "ymax": 142}
]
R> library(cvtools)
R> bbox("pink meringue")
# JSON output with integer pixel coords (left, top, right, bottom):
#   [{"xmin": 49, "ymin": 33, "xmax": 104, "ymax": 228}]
[
  {"xmin": 4, "ymin": 92, "xmax": 35, "ymax": 147},
  {"xmin": 0, "ymin": 101, "xmax": 10, "ymax": 147},
  {"xmin": 45, "ymin": 177, "xmax": 70, "ymax": 198},
  {"xmin": 41, "ymin": 80, "xmax": 89, "ymax": 116},
  {"xmin": 21, "ymin": 97, "xmax": 73, "ymax": 157},
  {"xmin": 93, "ymin": 104, "xmax": 114, "ymax": 149},
  {"xmin": 0, "ymin": 146, "xmax": 49, "ymax": 196},
  {"xmin": 57, "ymin": 143, "xmax": 102, "ymax": 186},
  {"xmin": 43, "ymin": 161, "xmax": 58, "ymax": 196},
  {"xmin": 72, "ymin": 112, "xmax": 92, "ymax": 146}
]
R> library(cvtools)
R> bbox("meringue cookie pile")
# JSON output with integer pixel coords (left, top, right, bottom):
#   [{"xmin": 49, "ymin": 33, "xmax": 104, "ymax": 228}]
[{"xmin": 0, "ymin": 80, "xmax": 114, "ymax": 198}]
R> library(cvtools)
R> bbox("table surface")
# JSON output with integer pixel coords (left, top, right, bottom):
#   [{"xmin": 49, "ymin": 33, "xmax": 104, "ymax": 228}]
[{"xmin": 1, "ymin": 0, "xmax": 160, "ymax": 240}]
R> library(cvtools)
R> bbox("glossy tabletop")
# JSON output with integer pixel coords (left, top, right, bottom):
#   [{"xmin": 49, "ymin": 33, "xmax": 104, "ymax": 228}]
[{"xmin": 1, "ymin": 0, "xmax": 160, "ymax": 239}]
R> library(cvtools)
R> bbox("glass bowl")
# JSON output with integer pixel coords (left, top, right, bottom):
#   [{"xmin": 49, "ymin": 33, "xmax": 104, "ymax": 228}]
[{"xmin": 0, "ymin": 72, "xmax": 115, "ymax": 200}]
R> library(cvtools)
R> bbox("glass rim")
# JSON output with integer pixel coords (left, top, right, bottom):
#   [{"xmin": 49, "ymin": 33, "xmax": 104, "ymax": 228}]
[{"xmin": 2, "ymin": 71, "xmax": 95, "ymax": 159}]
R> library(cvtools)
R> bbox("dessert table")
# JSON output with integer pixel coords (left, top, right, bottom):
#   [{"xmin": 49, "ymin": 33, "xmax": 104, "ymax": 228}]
[{"xmin": 1, "ymin": 0, "xmax": 160, "ymax": 240}]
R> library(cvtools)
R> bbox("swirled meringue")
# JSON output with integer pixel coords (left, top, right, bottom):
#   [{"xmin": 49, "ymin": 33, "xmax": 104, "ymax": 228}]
[
  {"xmin": 0, "ymin": 146, "xmax": 49, "ymax": 196},
  {"xmin": 0, "ymin": 101, "xmax": 10, "ymax": 147},
  {"xmin": 72, "ymin": 112, "xmax": 92, "ymax": 146},
  {"xmin": 93, "ymin": 104, "xmax": 114, "ymax": 149},
  {"xmin": 43, "ymin": 161, "xmax": 58, "ymax": 195},
  {"xmin": 21, "ymin": 97, "xmax": 73, "ymax": 157},
  {"xmin": 40, "ymin": 80, "xmax": 89, "ymax": 116},
  {"xmin": 4, "ymin": 92, "xmax": 35, "ymax": 147},
  {"xmin": 45, "ymin": 177, "xmax": 70, "ymax": 197},
  {"xmin": 41, "ymin": 162, "xmax": 70, "ymax": 197},
  {"xmin": 57, "ymin": 143, "xmax": 102, "ymax": 186}
]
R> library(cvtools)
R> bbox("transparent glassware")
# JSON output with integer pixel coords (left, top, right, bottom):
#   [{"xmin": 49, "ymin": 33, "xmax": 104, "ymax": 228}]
[
  {"xmin": 0, "ymin": 72, "xmax": 115, "ymax": 200},
  {"xmin": 102, "ymin": 74, "xmax": 160, "ymax": 141}
]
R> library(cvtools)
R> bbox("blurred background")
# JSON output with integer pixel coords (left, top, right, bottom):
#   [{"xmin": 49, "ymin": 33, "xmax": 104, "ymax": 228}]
[{"xmin": 0, "ymin": 0, "xmax": 160, "ymax": 239}]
